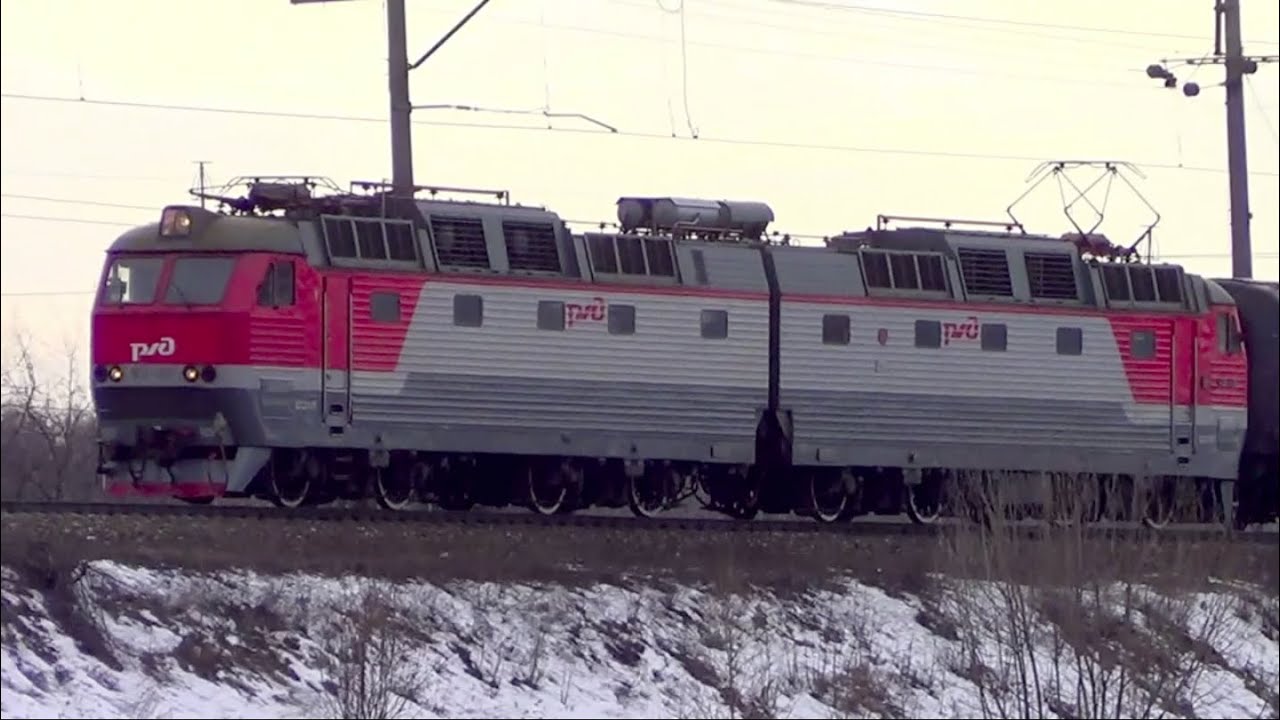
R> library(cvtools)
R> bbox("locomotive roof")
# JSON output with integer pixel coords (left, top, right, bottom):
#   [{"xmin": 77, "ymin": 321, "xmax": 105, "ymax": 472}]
[
  {"xmin": 107, "ymin": 207, "xmax": 307, "ymax": 255},
  {"xmin": 412, "ymin": 197, "xmax": 563, "ymax": 224},
  {"xmin": 828, "ymin": 225, "xmax": 1075, "ymax": 255}
]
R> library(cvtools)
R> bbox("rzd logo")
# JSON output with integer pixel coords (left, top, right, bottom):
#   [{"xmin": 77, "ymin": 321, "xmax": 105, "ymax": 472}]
[
  {"xmin": 129, "ymin": 337, "xmax": 176, "ymax": 362},
  {"xmin": 942, "ymin": 316, "xmax": 980, "ymax": 345},
  {"xmin": 565, "ymin": 297, "xmax": 607, "ymax": 328}
]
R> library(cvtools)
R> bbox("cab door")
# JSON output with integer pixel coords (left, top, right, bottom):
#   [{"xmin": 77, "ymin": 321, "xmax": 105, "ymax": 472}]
[
  {"xmin": 1198, "ymin": 307, "xmax": 1248, "ymax": 450},
  {"xmin": 321, "ymin": 275, "xmax": 352, "ymax": 431},
  {"xmin": 1170, "ymin": 316, "xmax": 1197, "ymax": 464}
]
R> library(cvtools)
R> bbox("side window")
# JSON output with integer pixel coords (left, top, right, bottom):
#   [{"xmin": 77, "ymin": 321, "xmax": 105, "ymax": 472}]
[
  {"xmin": 822, "ymin": 314, "xmax": 851, "ymax": 345},
  {"xmin": 257, "ymin": 261, "xmax": 296, "ymax": 308},
  {"xmin": 370, "ymin": 292, "xmax": 400, "ymax": 323},
  {"xmin": 980, "ymin": 323, "xmax": 1007, "ymax": 352},
  {"xmin": 1130, "ymin": 329, "xmax": 1156, "ymax": 359},
  {"xmin": 1056, "ymin": 327, "xmax": 1083, "ymax": 356},
  {"xmin": 608, "ymin": 304, "xmax": 636, "ymax": 335},
  {"xmin": 453, "ymin": 294, "xmax": 483, "ymax": 327},
  {"xmin": 914, "ymin": 320, "xmax": 941, "ymax": 349},
  {"xmin": 1217, "ymin": 313, "xmax": 1243, "ymax": 355},
  {"xmin": 537, "ymin": 300, "xmax": 566, "ymax": 331},
  {"xmin": 701, "ymin": 309, "xmax": 728, "ymax": 340}
]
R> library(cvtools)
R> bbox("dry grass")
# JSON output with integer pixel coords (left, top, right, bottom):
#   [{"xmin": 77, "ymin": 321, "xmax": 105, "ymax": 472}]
[
  {"xmin": 929, "ymin": 472, "xmax": 1277, "ymax": 720},
  {"xmin": 315, "ymin": 582, "xmax": 430, "ymax": 720},
  {"xmin": 2, "ymin": 536, "xmax": 120, "ymax": 673}
]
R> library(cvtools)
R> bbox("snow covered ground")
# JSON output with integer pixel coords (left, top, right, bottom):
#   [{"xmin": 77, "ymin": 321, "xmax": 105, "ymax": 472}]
[{"xmin": 1, "ymin": 560, "xmax": 1277, "ymax": 720}]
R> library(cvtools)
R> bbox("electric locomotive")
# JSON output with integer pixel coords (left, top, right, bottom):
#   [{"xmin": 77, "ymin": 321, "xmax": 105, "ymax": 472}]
[{"xmin": 89, "ymin": 175, "xmax": 1278, "ymax": 529}]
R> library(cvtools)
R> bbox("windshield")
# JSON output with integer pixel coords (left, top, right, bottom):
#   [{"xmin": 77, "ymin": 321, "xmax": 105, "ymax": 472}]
[
  {"xmin": 101, "ymin": 256, "xmax": 164, "ymax": 305},
  {"xmin": 164, "ymin": 257, "xmax": 237, "ymax": 305}
]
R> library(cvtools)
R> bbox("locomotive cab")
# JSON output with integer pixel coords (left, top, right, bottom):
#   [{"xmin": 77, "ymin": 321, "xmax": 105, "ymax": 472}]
[
  {"xmin": 1212, "ymin": 278, "xmax": 1279, "ymax": 527},
  {"xmin": 91, "ymin": 205, "xmax": 314, "ymax": 502}
]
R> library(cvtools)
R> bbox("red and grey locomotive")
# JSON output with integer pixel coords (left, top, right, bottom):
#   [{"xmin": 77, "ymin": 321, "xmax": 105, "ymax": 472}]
[{"xmin": 89, "ymin": 175, "xmax": 1278, "ymax": 529}]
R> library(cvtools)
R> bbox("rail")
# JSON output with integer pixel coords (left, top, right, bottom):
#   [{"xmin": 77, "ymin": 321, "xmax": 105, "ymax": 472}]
[{"xmin": 1, "ymin": 501, "xmax": 1274, "ymax": 545}]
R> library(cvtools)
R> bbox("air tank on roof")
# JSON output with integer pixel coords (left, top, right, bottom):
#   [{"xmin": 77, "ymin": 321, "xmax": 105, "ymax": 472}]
[{"xmin": 616, "ymin": 197, "xmax": 774, "ymax": 239}]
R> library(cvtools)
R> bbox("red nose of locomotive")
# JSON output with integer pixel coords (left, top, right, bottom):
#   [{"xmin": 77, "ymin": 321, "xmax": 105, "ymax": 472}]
[
  {"xmin": 91, "ymin": 308, "xmax": 244, "ymax": 386},
  {"xmin": 90, "ymin": 204, "xmax": 310, "ymax": 503}
]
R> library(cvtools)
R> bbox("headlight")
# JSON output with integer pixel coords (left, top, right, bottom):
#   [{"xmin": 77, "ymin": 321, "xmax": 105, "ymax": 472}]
[
  {"xmin": 160, "ymin": 206, "xmax": 194, "ymax": 237},
  {"xmin": 183, "ymin": 365, "xmax": 199, "ymax": 383},
  {"xmin": 108, "ymin": 366, "xmax": 123, "ymax": 382}
]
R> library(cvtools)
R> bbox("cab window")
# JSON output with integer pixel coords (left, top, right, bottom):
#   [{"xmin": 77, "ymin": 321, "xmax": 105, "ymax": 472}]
[
  {"xmin": 164, "ymin": 257, "xmax": 237, "ymax": 305},
  {"xmin": 257, "ymin": 261, "xmax": 296, "ymax": 308},
  {"xmin": 1216, "ymin": 312, "xmax": 1243, "ymax": 355},
  {"xmin": 101, "ymin": 256, "xmax": 164, "ymax": 305}
]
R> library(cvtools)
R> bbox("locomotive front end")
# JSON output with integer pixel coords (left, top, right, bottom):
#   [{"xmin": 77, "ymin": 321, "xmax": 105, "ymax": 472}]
[{"xmin": 91, "ymin": 203, "xmax": 309, "ymax": 503}]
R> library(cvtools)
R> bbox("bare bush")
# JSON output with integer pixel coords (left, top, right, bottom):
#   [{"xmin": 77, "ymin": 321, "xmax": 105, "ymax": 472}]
[
  {"xmin": 318, "ymin": 582, "xmax": 427, "ymax": 720},
  {"xmin": 672, "ymin": 588, "xmax": 795, "ymax": 720},
  {"xmin": 6, "ymin": 535, "xmax": 122, "ymax": 672},
  {"xmin": 1, "ymin": 332, "xmax": 98, "ymax": 502},
  {"xmin": 938, "ymin": 471, "xmax": 1247, "ymax": 719},
  {"xmin": 810, "ymin": 642, "xmax": 903, "ymax": 719}
]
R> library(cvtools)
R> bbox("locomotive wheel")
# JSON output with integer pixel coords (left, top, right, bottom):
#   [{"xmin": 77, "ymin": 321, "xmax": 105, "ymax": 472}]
[
  {"xmin": 1141, "ymin": 477, "xmax": 1175, "ymax": 530},
  {"xmin": 809, "ymin": 470, "xmax": 848, "ymax": 524},
  {"xmin": 374, "ymin": 465, "xmax": 414, "ymax": 511},
  {"xmin": 271, "ymin": 471, "xmax": 310, "ymax": 509},
  {"xmin": 905, "ymin": 477, "xmax": 942, "ymax": 525},
  {"xmin": 527, "ymin": 465, "xmax": 568, "ymax": 516},
  {"xmin": 628, "ymin": 466, "xmax": 673, "ymax": 518},
  {"xmin": 693, "ymin": 469, "xmax": 714, "ymax": 509}
]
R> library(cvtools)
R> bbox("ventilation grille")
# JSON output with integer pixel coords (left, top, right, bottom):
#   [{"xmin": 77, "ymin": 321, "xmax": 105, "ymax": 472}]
[
  {"xmin": 502, "ymin": 221, "xmax": 561, "ymax": 273},
  {"xmin": 1024, "ymin": 252, "xmax": 1078, "ymax": 300},
  {"xmin": 430, "ymin": 216, "xmax": 490, "ymax": 269},
  {"xmin": 958, "ymin": 247, "xmax": 1013, "ymax": 297}
]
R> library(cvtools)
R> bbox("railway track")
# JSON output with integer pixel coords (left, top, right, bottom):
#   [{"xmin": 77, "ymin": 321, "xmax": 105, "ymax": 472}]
[{"xmin": 2, "ymin": 500, "xmax": 1276, "ymax": 545}]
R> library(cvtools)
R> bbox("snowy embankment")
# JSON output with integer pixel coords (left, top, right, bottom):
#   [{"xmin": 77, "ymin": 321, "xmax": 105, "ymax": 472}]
[{"xmin": 1, "ymin": 559, "xmax": 1277, "ymax": 720}]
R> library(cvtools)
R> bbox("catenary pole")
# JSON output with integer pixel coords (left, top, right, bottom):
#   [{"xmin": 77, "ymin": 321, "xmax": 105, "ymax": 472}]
[
  {"xmin": 291, "ymin": 0, "xmax": 495, "ymax": 198},
  {"xmin": 1146, "ymin": 0, "xmax": 1277, "ymax": 279}
]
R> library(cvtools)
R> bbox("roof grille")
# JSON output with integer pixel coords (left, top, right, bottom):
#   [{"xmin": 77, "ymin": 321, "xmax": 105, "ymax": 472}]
[
  {"xmin": 430, "ymin": 216, "xmax": 490, "ymax": 269},
  {"xmin": 957, "ymin": 247, "xmax": 1013, "ymax": 297},
  {"xmin": 1024, "ymin": 252, "xmax": 1078, "ymax": 300},
  {"xmin": 502, "ymin": 220, "xmax": 561, "ymax": 273}
]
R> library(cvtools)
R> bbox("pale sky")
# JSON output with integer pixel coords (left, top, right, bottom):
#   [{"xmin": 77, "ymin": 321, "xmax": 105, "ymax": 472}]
[{"xmin": 2, "ymin": 0, "xmax": 1278, "ymax": 378}]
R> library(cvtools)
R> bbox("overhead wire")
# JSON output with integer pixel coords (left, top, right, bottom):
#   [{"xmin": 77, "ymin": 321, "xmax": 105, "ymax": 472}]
[
  {"xmin": 758, "ymin": 0, "xmax": 1280, "ymax": 46},
  {"xmin": 0, "ymin": 213, "xmax": 135, "ymax": 227},
  {"xmin": 651, "ymin": 0, "xmax": 698, "ymax": 138},
  {"xmin": 539, "ymin": 10, "xmax": 1147, "ymax": 88},
  {"xmin": 541, "ymin": 15, "xmax": 1152, "ymax": 89},
  {"xmin": 3, "ymin": 92, "xmax": 1275, "ymax": 178},
  {"xmin": 1, "ymin": 193, "xmax": 156, "ymax": 211},
  {"xmin": 606, "ymin": 0, "xmax": 1239, "ymax": 55},
  {"xmin": 695, "ymin": 0, "xmax": 1193, "ymax": 57},
  {"xmin": 677, "ymin": 0, "xmax": 698, "ymax": 138},
  {"xmin": 1, "ymin": 3, "xmax": 1275, "ymax": 296}
]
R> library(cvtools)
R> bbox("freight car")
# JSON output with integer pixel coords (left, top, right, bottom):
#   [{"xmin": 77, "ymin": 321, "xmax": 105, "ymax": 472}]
[{"xmin": 90, "ymin": 176, "xmax": 1278, "ymax": 529}]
